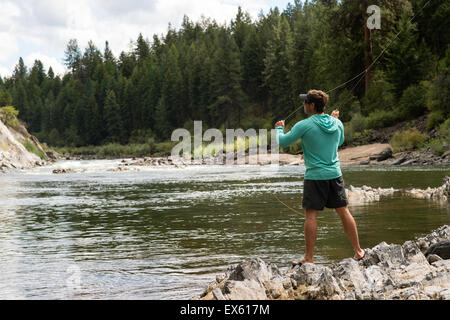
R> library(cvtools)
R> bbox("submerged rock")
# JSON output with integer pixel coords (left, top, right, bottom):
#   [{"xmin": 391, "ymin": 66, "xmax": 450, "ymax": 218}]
[
  {"xmin": 52, "ymin": 168, "xmax": 75, "ymax": 174},
  {"xmin": 346, "ymin": 185, "xmax": 396, "ymax": 203},
  {"xmin": 345, "ymin": 176, "xmax": 449, "ymax": 204},
  {"xmin": 405, "ymin": 176, "xmax": 450, "ymax": 201},
  {"xmin": 198, "ymin": 225, "xmax": 450, "ymax": 300}
]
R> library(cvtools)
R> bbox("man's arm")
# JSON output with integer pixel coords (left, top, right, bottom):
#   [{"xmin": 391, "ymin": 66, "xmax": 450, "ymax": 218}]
[
  {"xmin": 331, "ymin": 111, "xmax": 345, "ymax": 147},
  {"xmin": 339, "ymin": 126, "xmax": 345, "ymax": 147},
  {"xmin": 275, "ymin": 121, "xmax": 305, "ymax": 148}
]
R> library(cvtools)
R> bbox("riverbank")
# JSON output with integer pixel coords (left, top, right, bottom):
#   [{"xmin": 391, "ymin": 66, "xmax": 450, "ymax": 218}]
[
  {"xmin": 0, "ymin": 118, "xmax": 57, "ymax": 172},
  {"xmin": 197, "ymin": 225, "xmax": 450, "ymax": 300},
  {"xmin": 57, "ymin": 142, "xmax": 450, "ymax": 169}
]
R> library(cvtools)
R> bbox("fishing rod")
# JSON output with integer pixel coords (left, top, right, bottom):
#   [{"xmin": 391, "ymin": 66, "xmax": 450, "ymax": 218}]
[{"xmin": 274, "ymin": 0, "xmax": 432, "ymax": 216}]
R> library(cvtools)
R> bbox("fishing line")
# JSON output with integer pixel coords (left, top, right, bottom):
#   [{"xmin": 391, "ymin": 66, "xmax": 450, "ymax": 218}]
[
  {"xmin": 283, "ymin": 0, "xmax": 432, "ymax": 121},
  {"xmin": 326, "ymin": 0, "xmax": 432, "ymax": 95},
  {"xmin": 274, "ymin": 194, "xmax": 341, "ymax": 225}
]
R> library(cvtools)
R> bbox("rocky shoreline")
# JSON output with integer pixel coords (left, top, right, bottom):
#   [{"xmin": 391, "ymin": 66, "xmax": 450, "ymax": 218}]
[
  {"xmin": 58, "ymin": 143, "xmax": 450, "ymax": 169},
  {"xmin": 0, "ymin": 119, "xmax": 58, "ymax": 173},
  {"xmin": 197, "ymin": 225, "xmax": 450, "ymax": 300}
]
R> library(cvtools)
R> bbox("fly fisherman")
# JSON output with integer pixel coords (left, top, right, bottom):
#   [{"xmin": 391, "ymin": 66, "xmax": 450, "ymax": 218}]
[{"xmin": 275, "ymin": 90, "xmax": 365, "ymax": 266}]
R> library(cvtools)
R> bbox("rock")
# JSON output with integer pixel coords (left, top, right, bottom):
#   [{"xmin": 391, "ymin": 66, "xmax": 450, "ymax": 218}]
[
  {"xmin": 401, "ymin": 159, "xmax": 417, "ymax": 166},
  {"xmin": 359, "ymin": 159, "xmax": 370, "ymax": 165},
  {"xmin": 442, "ymin": 150, "xmax": 450, "ymax": 158},
  {"xmin": 425, "ymin": 240, "xmax": 450, "ymax": 260},
  {"xmin": 212, "ymin": 288, "xmax": 226, "ymax": 300},
  {"xmin": 406, "ymin": 176, "xmax": 449, "ymax": 202},
  {"xmin": 0, "ymin": 119, "xmax": 47, "ymax": 170},
  {"xmin": 346, "ymin": 185, "xmax": 396, "ymax": 203},
  {"xmin": 46, "ymin": 150, "xmax": 59, "ymax": 160},
  {"xmin": 376, "ymin": 147, "xmax": 393, "ymax": 162},
  {"xmin": 52, "ymin": 168, "xmax": 75, "ymax": 174},
  {"xmin": 392, "ymin": 157, "xmax": 407, "ymax": 165},
  {"xmin": 198, "ymin": 225, "xmax": 450, "ymax": 300},
  {"xmin": 427, "ymin": 254, "xmax": 443, "ymax": 264}
]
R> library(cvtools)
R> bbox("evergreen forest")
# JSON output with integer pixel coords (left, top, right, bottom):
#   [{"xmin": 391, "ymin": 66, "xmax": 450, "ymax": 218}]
[{"xmin": 0, "ymin": 0, "xmax": 448, "ymax": 156}]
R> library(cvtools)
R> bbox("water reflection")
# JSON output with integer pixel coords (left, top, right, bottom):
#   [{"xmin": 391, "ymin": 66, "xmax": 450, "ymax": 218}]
[{"xmin": 0, "ymin": 163, "xmax": 448, "ymax": 299}]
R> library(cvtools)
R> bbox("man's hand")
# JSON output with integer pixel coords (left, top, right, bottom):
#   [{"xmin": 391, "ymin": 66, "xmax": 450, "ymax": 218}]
[
  {"xmin": 331, "ymin": 110, "xmax": 339, "ymax": 118},
  {"xmin": 275, "ymin": 120, "xmax": 285, "ymax": 128}
]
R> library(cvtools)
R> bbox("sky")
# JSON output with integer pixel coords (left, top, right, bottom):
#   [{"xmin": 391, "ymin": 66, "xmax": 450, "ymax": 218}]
[{"xmin": 0, "ymin": 0, "xmax": 294, "ymax": 78}]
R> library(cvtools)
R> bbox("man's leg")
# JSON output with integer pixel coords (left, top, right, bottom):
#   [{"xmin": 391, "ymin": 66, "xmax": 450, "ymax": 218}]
[
  {"xmin": 335, "ymin": 206, "xmax": 365, "ymax": 259},
  {"xmin": 302, "ymin": 209, "xmax": 318, "ymax": 264}
]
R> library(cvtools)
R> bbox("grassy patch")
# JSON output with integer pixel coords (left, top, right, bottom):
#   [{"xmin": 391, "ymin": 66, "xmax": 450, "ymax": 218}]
[
  {"xmin": 22, "ymin": 139, "xmax": 47, "ymax": 159},
  {"xmin": 55, "ymin": 143, "xmax": 155, "ymax": 158},
  {"xmin": 389, "ymin": 128, "xmax": 429, "ymax": 153}
]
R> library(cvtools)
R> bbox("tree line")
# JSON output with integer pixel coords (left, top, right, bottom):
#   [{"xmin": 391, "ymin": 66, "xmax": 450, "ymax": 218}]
[{"xmin": 0, "ymin": 0, "xmax": 448, "ymax": 148}]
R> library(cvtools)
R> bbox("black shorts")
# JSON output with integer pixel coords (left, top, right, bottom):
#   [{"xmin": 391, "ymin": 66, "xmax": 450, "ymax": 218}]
[{"xmin": 302, "ymin": 176, "xmax": 348, "ymax": 211}]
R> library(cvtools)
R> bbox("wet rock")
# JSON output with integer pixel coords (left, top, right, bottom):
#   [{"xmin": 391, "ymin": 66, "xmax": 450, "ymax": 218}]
[
  {"xmin": 405, "ymin": 176, "xmax": 449, "ymax": 201},
  {"xmin": 52, "ymin": 168, "xmax": 75, "ymax": 174},
  {"xmin": 346, "ymin": 185, "xmax": 396, "ymax": 203},
  {"xmin": 198, "ymin": 225, "xmax": 450, "ymax": 300},
  {"xmin": 425, "ymin": 240, "xmax": 450, "ymax": 260}
]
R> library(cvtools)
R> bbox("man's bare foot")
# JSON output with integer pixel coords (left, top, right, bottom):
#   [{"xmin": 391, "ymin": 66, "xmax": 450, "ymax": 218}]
[
  {"xmin": 292, "ymin": 258, "xmax": 313, "ymax": 267},
  {"xmin": 354, "ymin": 249, "xmax": 365, "ymax": 261}
]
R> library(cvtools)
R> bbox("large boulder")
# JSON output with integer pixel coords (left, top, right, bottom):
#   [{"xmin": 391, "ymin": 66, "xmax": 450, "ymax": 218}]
[{"xmin": 198, "ymin": 225, "xmax": 450, "ymax": 300}]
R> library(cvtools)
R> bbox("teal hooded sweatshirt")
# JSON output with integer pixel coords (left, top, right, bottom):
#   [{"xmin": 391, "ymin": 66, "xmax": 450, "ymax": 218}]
[{"xmin": 276, "ymin": 114, "xmax": 345, "ymax": 180}]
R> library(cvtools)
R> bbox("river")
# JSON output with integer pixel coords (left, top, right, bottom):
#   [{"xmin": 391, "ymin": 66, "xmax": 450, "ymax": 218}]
[{"xmin": 0, "ymin": 160, "xmax": 448, "ymax": 299}]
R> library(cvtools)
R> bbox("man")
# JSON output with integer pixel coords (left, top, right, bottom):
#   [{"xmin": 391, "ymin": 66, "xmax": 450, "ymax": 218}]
[{"xmin": 275, "ymin": 89, "xmax": 365, "ymax": 266}]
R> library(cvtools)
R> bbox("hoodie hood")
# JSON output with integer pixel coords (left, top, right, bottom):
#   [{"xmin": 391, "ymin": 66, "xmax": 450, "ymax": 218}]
[{"xmin": 310, "ymin": 114, "xmax": 339, "ymax": 134}]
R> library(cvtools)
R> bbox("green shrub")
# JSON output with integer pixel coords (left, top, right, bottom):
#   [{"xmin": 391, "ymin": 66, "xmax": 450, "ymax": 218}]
[
  {"xmin": 0, "ymin": 89, "xmax": 12, "ymax": 107},
  {"xmin": 426, "ymin": 110, "xmax": 445, "ymax": 130},
  {"xmin": 56, "ymin": 143, "xmax": 154, "ymax": 158},
  {"xmin": 361, "ymin": 71, "xmax": 396, "ymax": 116},
  {"xmin": 428, "ymin": 138, "xmax": 447, "ymax": 156},
  {"xmin": 438, "ymin": 118, "xmax": 450, "ymax": 137},
  {"xmin": 0, "ymin": 105, "xmax": 19, "ymax": 127},
  {"xmin": 399, "ymin": 84, "xmax": 427, "ymax": 119},
  {"xmin": 152, "ymin": 141, "xmax": 178, "ymax": 157},
  {"xmin": 349, "ymin": 113, "xmax": 367, "ymax": 132},
  {"xmin": 389, "ymin": 128, "xmax": 428, "ymax": 152},
  {"xmin": 366, "ymin": 110, "xmax": 403, "ymax": 129},
  {"xmin": 343, "ymin": 122, "xmax": 354, "ymax": 145},
  {"xmin": 428, "ymin": 118, "xmax": 450, "ymax": 156}
]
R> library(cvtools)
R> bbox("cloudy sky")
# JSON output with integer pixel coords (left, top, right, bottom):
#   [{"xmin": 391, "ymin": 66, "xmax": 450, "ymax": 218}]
[{"xmin": 0, "ymin": 0, "xmax": 293, "ymax": 78}]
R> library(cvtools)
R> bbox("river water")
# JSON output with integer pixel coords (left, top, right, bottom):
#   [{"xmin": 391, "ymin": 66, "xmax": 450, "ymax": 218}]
[{"xmin": 0, "ymin": 160, "xmax": 448, "ymax": 299}]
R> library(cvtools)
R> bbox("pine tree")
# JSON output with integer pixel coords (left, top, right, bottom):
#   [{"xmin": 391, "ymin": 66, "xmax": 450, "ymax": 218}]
[
  {"xmin": 209, "ymin": 28, "xmax": 245, "ymax": 128},
  {"xmin": 263, "ymin": 13, "xmax": 295, "ymax": 119},
  {"xmin": 104, "ymin": 90, "xmax": 124, "ymax": 143},
  {"xmin": 64, "ymin": 39, "xmax": 82, "ymax": 74}
]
